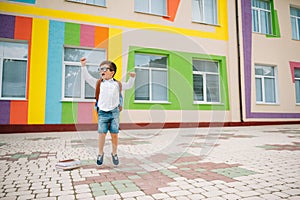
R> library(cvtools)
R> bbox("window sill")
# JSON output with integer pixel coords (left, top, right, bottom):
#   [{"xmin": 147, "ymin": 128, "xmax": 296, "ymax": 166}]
[
  {"xmin": 256, "ymin": 102, "xmax": 279, "ymax": 105},
  {"xmin": 252, "ymin": 31, "xmax": 273, "ymax": 36},
  {"xmin": 134, "ymin": 11, "xmax": 168, "ymax": 18},
  {"xmin": 66, "ymin": 0, "xmax": 106, "ymax": 8},
  {"xmin": 134, "ymin": 100, "xmax": 171, "ymax": 104},
  {"xmin": 61, "ymin": 99, "xmax": 95, "ymax": 103},
  {"xmin": 193, "ymin": 101, "xmax": 223, "ymax": 105},
  {"xmin": 191, "ymin": 20, "xmax": 220, "ymax": 27},
  {"xmin": 0, "ymin": 97, "xmax": 27, "ymax": 101}
]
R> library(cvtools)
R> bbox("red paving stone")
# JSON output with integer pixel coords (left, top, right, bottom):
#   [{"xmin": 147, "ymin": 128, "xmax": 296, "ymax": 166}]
[{"xmin": 132, "ymin": 172, "xmax": 174, "ymax": 195}]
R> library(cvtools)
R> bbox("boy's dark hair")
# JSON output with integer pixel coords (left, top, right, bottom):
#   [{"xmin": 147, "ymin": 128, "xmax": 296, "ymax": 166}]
[{"xmin": 100, "ymin": 60, "xmax": 117, "ymax": 76}]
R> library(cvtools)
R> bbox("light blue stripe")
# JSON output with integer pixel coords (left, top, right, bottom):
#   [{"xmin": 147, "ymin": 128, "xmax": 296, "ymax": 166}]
[{"xmin": 45, "ymin": 20, "xmax": 64, "ymax": 124}]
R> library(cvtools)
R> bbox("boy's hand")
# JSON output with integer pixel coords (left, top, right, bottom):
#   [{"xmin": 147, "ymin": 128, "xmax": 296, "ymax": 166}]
[
  {"xmin": 80, "ymin": 57, "xmax": 86, "ymax": 67},
  {"xmin": 129, "ymin": 72, "xmax": 136, "ymax": 78}
]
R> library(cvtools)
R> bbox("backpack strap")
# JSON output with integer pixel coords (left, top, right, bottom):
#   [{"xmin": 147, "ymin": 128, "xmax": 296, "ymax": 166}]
[
  {"xmin": 115, "ymin": 79, "xmax": 122, "ymax": 93},
  {"xmin": 95, "ymin": 78, "xmax": 103, "ymax": 101}
]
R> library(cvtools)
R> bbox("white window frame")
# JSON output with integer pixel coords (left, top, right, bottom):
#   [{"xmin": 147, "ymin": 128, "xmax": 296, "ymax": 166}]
[
  {"xmin": 134, "ymin": 0, "xmax": 167, "ymax": 16},
  {"xmin": 0, "ymin": 40, "xmax": 28, "ymax": 100},
  {"xmin": 134, "ymin": 53, "xmax": 169, "ymax": 103},
  {"xmin": 255, "ymin": 65, "xmax": 278, "ymax": 104},
  {"xmin": 251, "ymin": 0, "xmax": 272, "ymax": 35},
  {"xmin": 62, "ymin": 46, "xmax": 106, "ymax": 102},
  {"xmin": 66, "ymin": 0, "xmax": 106, "ymax": 7},
  {"xmin": 290, "ymin": 6, "xmax": 300, "ymax": 40},
  {"xmin": 192, "ymin": 0, "xmax": 218, "ymax": 25},
  {"xmin": 192, "ymin": 59, "xmax": 221, "ymax": 104},
  {"xmin": 295, "ymin": 68, "xmax": 300, "ymax": 104}
]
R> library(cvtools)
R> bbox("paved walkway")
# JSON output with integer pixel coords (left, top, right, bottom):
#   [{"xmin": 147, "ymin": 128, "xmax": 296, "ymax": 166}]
[{"xmin": 0, "ymin": 124, "xmax": 299, "ymax": 200}]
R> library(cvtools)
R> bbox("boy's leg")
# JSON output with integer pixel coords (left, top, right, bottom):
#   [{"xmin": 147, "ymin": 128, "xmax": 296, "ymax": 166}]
[
  {"xmin": 98, "ymin": 133, "xmax": 106, "ymax": 155},
  {"xmin": 110, "ymin": 133, "xmax": 119, "ymax": 165},
  {"xmin": 97, "ymin": 110, "xmax": 109, "ymax": 165},
  {"xmin": 110, "ymin": 133, "xmax": 118, "ymax": 155},
  {"xmin": 110, "ymin": 108, "xmax": 120, "ymax": 165}
]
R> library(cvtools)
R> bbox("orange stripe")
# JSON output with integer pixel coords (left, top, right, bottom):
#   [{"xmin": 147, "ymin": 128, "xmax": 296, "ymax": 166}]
[
  {"xmin": 163, "ymin": 0, "xmax": 180, "ymax": 22},
  {"xmin": 10, "ymin": 101, "xmax": 28, "ymax": 124},
  {"xmin": 94, "ymin": 26, "xmax": 108, "ymax": 48},
  {"xmin": 92, "ymin": 108, "xmax": 98, "ymax": 123},
  {"xmin": 13, "ymin": 16, "xmax": 32, "ymax": 124}
]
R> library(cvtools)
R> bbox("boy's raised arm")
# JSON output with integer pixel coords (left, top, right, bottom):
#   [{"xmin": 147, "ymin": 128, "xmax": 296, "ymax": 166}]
[
  {"xmin": 80, "ymin": 57, "xmax": 97, "ymax": 89},
  {"xmin": 122, "ymin": 72, "xmax": 136, "ymax": 90}
]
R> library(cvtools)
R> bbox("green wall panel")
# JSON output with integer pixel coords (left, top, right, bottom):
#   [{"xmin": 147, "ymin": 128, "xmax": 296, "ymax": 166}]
[
  {"xmin": 64, "ymin": 22, "xmax": 80, "ymax": 46},
  {"xmin": 124, "ymin": 46, "xmax": 230, "ymax": 111},
  {"xmin": 61, "ymin": 102, "xmax": 78, "ymax": 124}
]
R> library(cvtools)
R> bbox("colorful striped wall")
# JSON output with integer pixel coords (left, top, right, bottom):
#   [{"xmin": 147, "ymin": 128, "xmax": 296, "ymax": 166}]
[
  {"xmin": 0, "ymin": 14, "xmax": 121, "ymax": 125},
  {"xmin": 0, "ymin": 14, "xmax": 32, "ymax": 124}
]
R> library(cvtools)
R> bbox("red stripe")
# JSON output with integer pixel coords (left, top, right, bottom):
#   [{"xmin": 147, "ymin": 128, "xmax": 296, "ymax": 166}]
[{"xmin": 14, "ymin": 16, "xmax": 32, "ymax": 40}]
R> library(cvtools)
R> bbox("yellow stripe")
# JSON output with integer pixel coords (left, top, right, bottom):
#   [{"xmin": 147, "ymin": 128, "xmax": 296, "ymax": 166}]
[
  {"xmin": 216, "ymin": 0, "xmax": 228, "ymax": 40},
  {"xmin": 0, "ymin": 1, "xmax": 228, "ymax": 40},
  {"xmin": 28, "ymin": 18, "xmax": 49, "ymax": 124},
  {"xmin": 108, "ymin": 28, "xmax": 123, "ymax": 81}
]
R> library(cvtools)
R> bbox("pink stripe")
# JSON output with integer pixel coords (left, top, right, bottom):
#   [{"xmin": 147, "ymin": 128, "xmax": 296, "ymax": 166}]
[
  {"xmin": 78, "ymin": 102, "xmax": 93, "ymax": 124},
  {"xmin": 290, "ymin": 61, "xmax": 300, "ymax": 83},
  {"xmin": 80, "ymin": 24, "xmax": 95, "ymax": 47}
]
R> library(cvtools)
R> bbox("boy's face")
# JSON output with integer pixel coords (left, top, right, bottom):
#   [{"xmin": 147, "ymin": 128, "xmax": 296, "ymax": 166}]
[{"xmin": 100, "ymin": 64, "xmax": 115, "ymax": 80}]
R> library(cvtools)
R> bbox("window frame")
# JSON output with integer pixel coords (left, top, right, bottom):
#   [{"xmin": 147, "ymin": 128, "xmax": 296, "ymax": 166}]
[
  {"xmin": 0, "ymin": 39, "xmax": 28, "ymax": 100},
  {"xmin": 192, "ymin": 0, "xmax": 218, "ymax": 25},
  {"xmin": 134, "ymin": 53, "xmax": 169, "ymax": 103},
  {"xmin": 254, "ymin": 64, "xmax": 278, "ymax": 104},
  {"xmin": 66, "ymin": 0, "xmax": 106, "ymax": 7},
  {"xmin": 134, "ymin": 0, "xmax": 168, "ymax": 17},
  {"xmin": 290, "ymin": 6, "xmax": 300, "ymax": 40},
  {"xmin": 294, "ymin": 68, "xmax": 300, "ymax": 104},
  {"xmin": 62, "ymin": 46, "xmax": 106, "ymax": 102},
  {"xmin": 251, "ymin": 0, "xmax": 273, "ymax": 35},
  {"xmin": 192, "ymin": 59, "xmax": 221, "ymax": 104}
]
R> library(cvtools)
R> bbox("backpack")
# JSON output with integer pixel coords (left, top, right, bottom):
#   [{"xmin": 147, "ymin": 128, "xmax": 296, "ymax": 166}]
[{"xmin": 94, "ymin": 78, "xmax": 122, "ymax": 111}]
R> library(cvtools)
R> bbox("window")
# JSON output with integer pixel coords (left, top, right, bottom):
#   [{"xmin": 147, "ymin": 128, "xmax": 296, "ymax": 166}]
[
  {"xmin": 255, "ymin": 65, "xmax": 277, "ymax": 103},
  {"xmin": 193, "ymin": 60, "xmax": 220, "ymax": 103},
  {"xmin": 295, "ymin": 68, "xmax": 300, "ymax": 104},
  {"xmin": 252, "ymin": 0, "xmax": 272, "ymax": 34},
  {"xmin": 0, "ymin": 41, "xmax": 28, "ymax": 99},
  {"xmin": 134, "ymin": 0, "xmax": 167, "ymax": 16},
  {"xmin": 192, "ymin": 0, "xmax": 218, "ymax": 25},
  {"xmin": 63, "ymin": 47, "xmax": 105, "ymax": 101},
  {"xmin": 67, "ymin": 0, "xmax": 106, "ymax": 7},
  {"xmin": 134, "ymin": 53, "xmax": 168, "ymax": 102},
  {"xmin": 291, "ymin": 7, "xmax": 300, "ymax": 40}
]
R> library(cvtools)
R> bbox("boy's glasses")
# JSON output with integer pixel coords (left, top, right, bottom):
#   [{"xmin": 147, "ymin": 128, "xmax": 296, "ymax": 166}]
[{"xmin": 98, "ymin": 67, "xmax": 111, "ymax": 72}]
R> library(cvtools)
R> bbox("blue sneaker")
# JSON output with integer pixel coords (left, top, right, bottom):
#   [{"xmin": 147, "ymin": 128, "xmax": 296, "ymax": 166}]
[
  {"xmin": 97, "ymin": 154, "xmax": 104, "ymax": 165},
  {"xmin": 111, "ymin": 153, "xmax": 119, "ymax": 165}
]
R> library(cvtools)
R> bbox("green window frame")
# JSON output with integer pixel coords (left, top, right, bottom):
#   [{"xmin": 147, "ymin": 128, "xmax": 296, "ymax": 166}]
[{"xmin": 125, "ymin": 46, "xmax": 229, "ymax": 111}]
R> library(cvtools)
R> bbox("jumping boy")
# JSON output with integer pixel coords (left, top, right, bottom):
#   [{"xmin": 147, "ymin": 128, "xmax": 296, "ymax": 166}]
[{"xmin": 80, "ymin": 57, "xmax": 136, "ymax": 166}]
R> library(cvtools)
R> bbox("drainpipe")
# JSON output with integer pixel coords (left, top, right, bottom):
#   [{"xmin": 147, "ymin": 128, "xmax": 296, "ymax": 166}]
[{"xmin": 235, "ymin": 0, "xmax": 244, "ymax": 122}]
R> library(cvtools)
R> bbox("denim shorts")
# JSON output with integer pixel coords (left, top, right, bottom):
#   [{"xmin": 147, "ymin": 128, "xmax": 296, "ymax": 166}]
[{"xmin": 98, "ymin": 107, "xmax": 120, "ymax": 134}]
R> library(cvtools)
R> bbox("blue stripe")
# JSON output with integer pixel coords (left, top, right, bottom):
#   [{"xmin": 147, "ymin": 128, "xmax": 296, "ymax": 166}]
[
  {"xmin": 45, "ymin": 21, "xmax": 64, "ymax": 124},
  {"xmin": 9, "ymin": 0, "xmax": 36, "ymax": 4}
]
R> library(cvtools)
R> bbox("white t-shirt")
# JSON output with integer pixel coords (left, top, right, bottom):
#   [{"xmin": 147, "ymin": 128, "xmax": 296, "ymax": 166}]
[{"xmin": 82, "ymin": 67, "xmax": 135, "ymax": 111}]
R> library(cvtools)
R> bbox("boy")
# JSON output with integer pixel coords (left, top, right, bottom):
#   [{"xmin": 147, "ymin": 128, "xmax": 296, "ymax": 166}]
[{"xmin": 80, "ymin": 57, "xmax": 135, "ymax": 165}]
